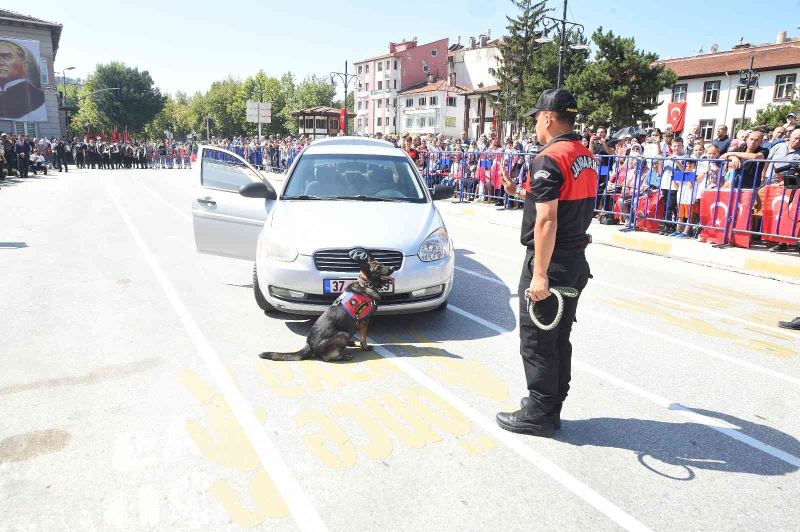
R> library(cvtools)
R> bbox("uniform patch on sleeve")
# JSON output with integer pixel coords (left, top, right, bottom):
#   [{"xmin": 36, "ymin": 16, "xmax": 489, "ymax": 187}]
[{"xmin": 533, "ymin": 170, "xmax": 551, "ymax": 181}]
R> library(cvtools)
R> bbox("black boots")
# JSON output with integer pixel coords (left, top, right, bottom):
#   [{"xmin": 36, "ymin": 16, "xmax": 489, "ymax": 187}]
[
  {"xmin": 520, "ymin": 396, "xmax": 561, "ymax": 429},
  {"xmin": 496, "ymin": 398, "xmax": 562, "ymax": 438},
  {"xmin": 778, "ymin": 317, "xmax": 800, "ymax": 330}
]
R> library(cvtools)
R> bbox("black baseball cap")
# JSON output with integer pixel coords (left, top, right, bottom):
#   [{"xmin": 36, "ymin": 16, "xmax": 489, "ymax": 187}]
[{"xmin": 525, "ymin": 89, "xmax": 579, "ymax": 118}]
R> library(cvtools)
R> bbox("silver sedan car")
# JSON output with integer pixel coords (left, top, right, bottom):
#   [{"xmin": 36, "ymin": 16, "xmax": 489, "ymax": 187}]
[{"xmin": 192, "ymin": 137, "xmax": 455, "ymax": 315}]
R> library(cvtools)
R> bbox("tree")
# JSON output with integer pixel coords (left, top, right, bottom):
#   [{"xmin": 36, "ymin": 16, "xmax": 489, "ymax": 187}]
[
  {"xmin": 71, "ymin": 62, "xmax": 165, "ymax": 134},
  {"xmin": 282, "ymin": 74, "xmax": 336, "ymax": 133},
  {"xmin": 491, "ymin": 0, "xmax": 548, "ymax": 127},
  {"xmin": 753, "ymin": 99, "xmax": 800, "ymax": 130},
  {"xmin": 566, "ymin": 27, "xmax": 677, "ymax": 129},
  {"xmin": 522, "ymin": 29, "xmax": 589, "ymax": 113}
]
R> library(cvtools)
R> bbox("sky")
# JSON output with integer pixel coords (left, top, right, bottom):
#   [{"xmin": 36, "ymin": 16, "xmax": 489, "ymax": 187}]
[{"xmin": 17, "ymin": 0, "xmax": 800, "ymax": 100}]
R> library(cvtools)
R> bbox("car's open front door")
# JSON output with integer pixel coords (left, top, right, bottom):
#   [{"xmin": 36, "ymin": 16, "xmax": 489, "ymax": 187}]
[{"xmin": 191, "ymin": 146, "xmax": 276, "ymax": 261}]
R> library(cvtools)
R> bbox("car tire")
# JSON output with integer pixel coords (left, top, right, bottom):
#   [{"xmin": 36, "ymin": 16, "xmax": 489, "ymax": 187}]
[
  {"xmin": 433, "ymin": 299, "xmax": 448, "ymax": 312},
  {"xmin": 253, "ymin": 264, "xmax": 276, "ymax": 314}
]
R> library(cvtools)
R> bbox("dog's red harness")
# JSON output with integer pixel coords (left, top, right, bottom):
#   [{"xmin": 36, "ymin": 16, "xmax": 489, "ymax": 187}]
[{"xmin": 336, "ymin": 291, "xmax": 377, "ymax": 321}]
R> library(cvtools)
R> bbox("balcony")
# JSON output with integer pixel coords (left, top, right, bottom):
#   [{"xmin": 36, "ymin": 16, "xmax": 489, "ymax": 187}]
[{"xmin": 370, "ymin": 89, "xmax": 391, "ymax": 96}]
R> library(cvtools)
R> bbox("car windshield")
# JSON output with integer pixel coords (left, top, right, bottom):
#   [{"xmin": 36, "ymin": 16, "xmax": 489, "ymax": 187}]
[{"xmin": 282, "ymin": 154, "xmax": 426, "ymax": 202}]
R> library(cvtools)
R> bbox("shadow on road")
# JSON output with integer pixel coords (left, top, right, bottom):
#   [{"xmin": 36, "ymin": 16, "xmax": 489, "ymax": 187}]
[{"xmin": 557, "ymin": 407, "xmax": 799, "ymax": 478}]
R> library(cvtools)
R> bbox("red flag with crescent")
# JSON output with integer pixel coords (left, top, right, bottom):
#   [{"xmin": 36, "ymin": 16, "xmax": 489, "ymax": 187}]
[
  {"xmin": 339, "ymin": 108, "xmax": 347, "ymax": 132},
  {"xmin": 667, "ymin": 103, "xmax": 686, "ymax": 132}
]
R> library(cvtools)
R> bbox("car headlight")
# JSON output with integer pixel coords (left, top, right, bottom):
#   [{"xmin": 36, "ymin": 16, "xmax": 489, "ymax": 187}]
[
  {"xmin": 418, "ymin": 227, "xmax": 450, "ymax": 262},
  {"xmin": 265, "ymin": 232, "xmax": 298, "ymax": 262}
]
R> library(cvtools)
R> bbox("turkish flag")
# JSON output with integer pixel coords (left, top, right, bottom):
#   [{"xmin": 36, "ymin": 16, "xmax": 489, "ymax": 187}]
[
  {"xmin": 699, "ymin": 189, "xmax": 732, "ymax": 244},
  {"xmin": 667, "ymin": 103, "xmax": 686, "ymax": 132},
  {"xmin": 339, "ymin": 108, "xmax": 347, "ymax": 132},
  {"xmin": 762, "ymin": 185, "xmax": 800, "ymax": 244},
  {"xmin": 730, "ymin": 189, "xmax": 754, "ymax": 248},
  {"xmin": 634, "ymin": 191, "xmax": 664, "ymax": 233}
]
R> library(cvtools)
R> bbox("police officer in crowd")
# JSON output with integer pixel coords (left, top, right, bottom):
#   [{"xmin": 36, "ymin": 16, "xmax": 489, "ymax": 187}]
[{"xmin": 496, "ymin": 89, "xmax": 598, "ymax": 438}]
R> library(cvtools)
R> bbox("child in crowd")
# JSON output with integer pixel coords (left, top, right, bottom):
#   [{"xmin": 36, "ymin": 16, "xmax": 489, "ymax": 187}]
[{"xmin": 674, "ymin": 142, "xmax": 705, "ymax": 238}]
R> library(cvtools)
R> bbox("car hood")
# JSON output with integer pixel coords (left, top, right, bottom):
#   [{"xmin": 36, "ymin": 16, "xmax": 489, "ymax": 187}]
[{"xmin": 271, "ymin": 200, "xmax": 442, "ymax": 255}]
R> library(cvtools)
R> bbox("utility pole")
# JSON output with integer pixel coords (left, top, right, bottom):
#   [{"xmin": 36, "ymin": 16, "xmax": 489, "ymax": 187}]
[
  {"xmin": 206, "ymin": 116, "xmax": 211, "ymax": 141},
  {"xmin": 739, "ymin": 55, "xmax": 758, "ymax": 132},
  {"xmin": 331, "ymin": 61, "xmax": 360, "ymax": 135}
]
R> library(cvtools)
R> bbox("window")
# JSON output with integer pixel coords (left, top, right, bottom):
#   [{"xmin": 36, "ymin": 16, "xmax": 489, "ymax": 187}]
[
  {"xmin": 405, "ymin": 98, "xmax": 413, "ymax": 107},
  {"xmin": 329, "ymin": 118, "xmax": 339, "ymax": 130},
  {"xmin": 393, "ymin": 98, "xmax": 397, "ymax": 108},
  {"xmin": 39, "ymin": 57, "xmax": 48, "ymax": 85},
  {"xmin": 358, "ymin": 65, "xmax": 363, "ymax": 74},
  {"xmin": 431, "ymin": 49, "xmax": 438, "ymax": 57},
  {"xmin": 305, "ymin": 118, "xmax": 314, "ymax": 130},
  {"xmin": 358, "ymin": 83, "xmax": 362, "ymax": 91},
  {"xmin": 365, "ymin": 64, "xmax": 369, "ymax": 73},
  {"xmin": 736, "ymin": 86, "xmax": 754, "ymax": 103},
  {"xmin": 13, "ymin": 121, "xmax": 37, "ymax": 137},
  {"xmin": 393, "ymin": 80, "xmax": 397, "ymax": 89},
  {"xmin": 732, "ymin": 118, "xmax": 745, "ymax": 136},
  {"xmin": 357, "ymin": 118, "xmax": 362, "ymax": 127},
  {"xmin": 418, "ymin": 97, "xmax": 427, "ymax": 106},
  {"xmin": 427, "ymin": 116, "xmax": 436, "ymax": 127},
  {"xmin": 703, "ymin": 80, "xmax": 720, "ymax": 105},
  {"xmin": 422, "ymin": 63, "xmax": 430, "ymax": 73},
  {"xmin": 377, "ymin": 117, "xmax": 382, "ymax": 126},
  {"xmin": 641, "ymin": 120, "xmax": 654, "ymax": 130},
  {"xmin": 447, "ymin": 96, "xmax": 457, "ymax": 107},
  {"xmin": 378, "ymin": 62, "xmax": 382, "ymax": 71},
  {"xmin": 357, "ymin": 101, "xmax": 362, "ymax": 110},
  {"xmin": 699, "ymin": 119, "xmax": 715, "ymax": 141},
  {"xmin": 775, "ymin": 74, "xmax": 796, "ymax": 100},
  {"xmin": 406, "ymin": 117, "xmax": 413, "ymax": 127},
  {"xmin": 377, "ymin": 99, "xmax": 382, "ymax": 108},
  {"xmin": 671, "ymin": 84, "xmax": 687, "ymax": 103},
  {"xmin": 365, "ymin": 82, "xmax": 369, "ymax": 91},
  {"xmin": 315, "ymin": 118, "xmax": 326, "ymax": 129},
  {"xmin": 429, "ymin": 96, "xmax": 438, "ymax": 106},
  {"xmin": 378, "ymin": 81, "xmax": 382, "ymax": 90},
  {"xmin": 416, "ymin": 117, "xmax": 425, "ymax": 128},
  {"xmin": 386, "ymin": 60, "xmax": 390, "ymax": 70},
  {"xmin": 201, "ymin": 148, "xmax": 260, "ymax": 192},
  {"xmin": 394, "ymin": 60, "xmax": 398, "ymax": 70}
]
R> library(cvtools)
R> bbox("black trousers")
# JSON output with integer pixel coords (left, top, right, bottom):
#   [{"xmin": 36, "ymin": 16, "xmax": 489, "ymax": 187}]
[
  {"xmin": 56, "ymin": 154, "xmax": 68, "ymax": 171},
  {"xmin": 17, "ymin": 157, "xmax": 29, "ymax": 178},
  {"xmin": 517, "ymin": 250, "xmax": 590, "ymax": 412}
]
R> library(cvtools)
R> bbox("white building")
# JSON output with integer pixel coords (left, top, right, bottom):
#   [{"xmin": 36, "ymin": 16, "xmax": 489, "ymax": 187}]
[
  {"xmin": 653, "ymin": 33, "xmax": 799, "ymax": 141},
  {"xmin": 448, "ymin": 33, "xmax": 502, "ymax": 140},
  {"xmin": 398, "ymin": 78, "xmax": 468, "ymax": 137}
]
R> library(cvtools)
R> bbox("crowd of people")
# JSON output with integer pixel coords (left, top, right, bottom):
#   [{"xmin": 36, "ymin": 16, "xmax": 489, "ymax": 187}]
[{"xmin": 0, "ymin": 133, "xmax": 197, "ymax": 178}]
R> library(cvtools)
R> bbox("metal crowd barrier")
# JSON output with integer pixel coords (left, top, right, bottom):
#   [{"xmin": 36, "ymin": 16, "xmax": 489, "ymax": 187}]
[{"xmin": 414, "ymin": 148, "xmax": 798, "ymax": 249}]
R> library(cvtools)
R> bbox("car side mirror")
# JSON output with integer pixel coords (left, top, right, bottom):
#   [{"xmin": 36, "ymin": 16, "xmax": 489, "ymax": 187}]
[
  {"xmin": 239, "ymin": 181, "xmax": 277, "ymax": 200},
  {"xmin": 431, "ymin": 185, "xmax": 454, "ymax": 201}
]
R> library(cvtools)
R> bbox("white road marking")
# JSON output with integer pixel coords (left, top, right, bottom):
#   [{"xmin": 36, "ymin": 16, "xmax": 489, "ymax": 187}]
[
  {"xmin": 106, "ymin": 182, "xmax": 328, "ymax": 532},
  {"xmin": 442, "ymin": 296, "xmax": 800, "ymax": 469},
  {"xmin": 136, "ymin": 180, "xmax": 192, "ymax": 222},
  {"xmin": 461, "ymin": 244, "xmax": 796, "ymax": 338},
  {"xmin": 455, "ymin": 248, "xmax": 800, "ymax": 386},
  {"xmin": 370, "ymin": 344, "xmax": 653, "ymax": 532}
]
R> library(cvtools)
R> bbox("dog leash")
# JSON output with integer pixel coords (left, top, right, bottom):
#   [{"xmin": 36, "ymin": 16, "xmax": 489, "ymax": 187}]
[{"xmin": 524, "ymin": 286, "xmax": 580, "ymax": 331}]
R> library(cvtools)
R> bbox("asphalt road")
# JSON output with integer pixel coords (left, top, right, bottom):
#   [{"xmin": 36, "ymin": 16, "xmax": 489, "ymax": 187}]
[{"xmin": 1, "ymin": 167, "xmax": 799, "ymax": 532}]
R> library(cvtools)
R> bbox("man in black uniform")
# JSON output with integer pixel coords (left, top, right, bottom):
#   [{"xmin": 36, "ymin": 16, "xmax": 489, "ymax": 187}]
[{"xmin": 496, "ymin": 89, "xmax": 598, "ymax": 438}]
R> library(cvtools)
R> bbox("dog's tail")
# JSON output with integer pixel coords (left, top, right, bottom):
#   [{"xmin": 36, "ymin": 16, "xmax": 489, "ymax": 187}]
[{"xmin": 259, "ymin": 344, "xmax": 312, "ymax": 361}]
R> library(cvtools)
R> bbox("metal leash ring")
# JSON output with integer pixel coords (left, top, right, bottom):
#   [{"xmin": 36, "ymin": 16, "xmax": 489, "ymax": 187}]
[{"xmin": 524, "ymin": 286, "xmax": 580, "ymax": 331}]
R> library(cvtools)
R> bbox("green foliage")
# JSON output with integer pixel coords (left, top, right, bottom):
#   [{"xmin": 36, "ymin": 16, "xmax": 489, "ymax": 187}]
[
  {"xmin": 566, "ymin": 27, "xmax": 676, "ymax": 129},
  {"xmin": 753, "ymin": 99, "xmax": 800, "ymax": 130},
  {"xmin": 282, "ymin": 74, "xmax": 336, "ymax": 132},
  {"xmin": 491, "ymin": 0, "xmax": 548, "ymax": 124},
  {"xmin": 71, "ymin": 62, "xmax": 165, "ymax": 134}
]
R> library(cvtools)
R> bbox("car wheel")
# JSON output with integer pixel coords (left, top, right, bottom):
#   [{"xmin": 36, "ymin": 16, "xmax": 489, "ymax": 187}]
[
  {"xmin": 432, "ymin": 299, "xmax": 448, "ymax": 312},
  {"xmin": 253, "ymin": 264, "xmax": 276, "ymax": 313}
]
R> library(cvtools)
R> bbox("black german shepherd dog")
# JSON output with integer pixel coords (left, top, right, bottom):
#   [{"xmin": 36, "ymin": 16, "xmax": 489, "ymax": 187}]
[{"xmin": 259, "ymin": 249, "xmax": 398, "ymax": 362}]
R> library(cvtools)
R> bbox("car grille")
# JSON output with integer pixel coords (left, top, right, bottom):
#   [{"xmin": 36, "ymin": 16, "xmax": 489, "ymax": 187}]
[{"xmin": 313, "ymin": 249, "xmax": 404, "ymax": 272}]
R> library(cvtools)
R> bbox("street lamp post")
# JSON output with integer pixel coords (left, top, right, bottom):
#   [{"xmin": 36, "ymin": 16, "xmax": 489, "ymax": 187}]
[
  {"xmin": 535, "ymin": 0, "xmax": 588, "ymax": 89},
  {"xmin": 59, "ymin": 66, "xmax": 76, "ymax": 134},
  {"xmin": 738, "ymin": 55, "xmax": 759, "ymax": 132},
  {"xmin": 330, "ymin": 61, "xmax": 360, "ymax": 136}
]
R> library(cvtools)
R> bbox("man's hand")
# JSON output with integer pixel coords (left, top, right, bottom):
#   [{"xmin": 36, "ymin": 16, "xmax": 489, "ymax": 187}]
[
  {"xmin": 529, "ymin": 273, "xmax": 550, "ymax": 302},
  {"xmin": 728, "ymin": 157, "xmax": 742, "ymax": 170},
  {"xmin": 503, "ymin": 178, "xmax": 516, "ymax": 196}
]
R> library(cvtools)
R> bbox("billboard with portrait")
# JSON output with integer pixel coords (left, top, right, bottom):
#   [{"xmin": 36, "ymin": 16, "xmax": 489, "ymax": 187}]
[{"xmin": 0, "ymin": 37, "xmax": 47, "ymax": 122}]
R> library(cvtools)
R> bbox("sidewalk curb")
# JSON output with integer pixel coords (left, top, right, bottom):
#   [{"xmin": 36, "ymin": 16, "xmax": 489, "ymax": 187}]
[{"xmin": 435, "ymin": 201, "xmax": 800, "ymax": 285}]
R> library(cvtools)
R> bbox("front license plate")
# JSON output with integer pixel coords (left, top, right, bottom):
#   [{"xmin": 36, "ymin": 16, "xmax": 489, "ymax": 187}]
[{"xmin": 323, "ymin": 279, "xmax": 394, "ymax": 294}]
